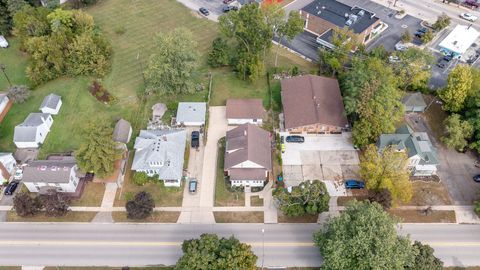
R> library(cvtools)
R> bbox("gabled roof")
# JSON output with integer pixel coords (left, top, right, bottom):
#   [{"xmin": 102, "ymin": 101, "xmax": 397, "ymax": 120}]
[
  {"xmin": 131, "ymin": 129, "xmax": 186, "ymax": 180},
  {"xmin": 0, "ymin": 93, "xmax": 8, "ymax": 102},
  {"xmin": 378, "ymin": 124, "xmax": 439, "ymax": 166},
  {"xmin": 402, "ymin": 92, "xmax": 427, "ymax": 108},
  {"xmin": 22, "ymin": 113, "xmax": 51, "ymax": 126},
  {"xmin": 113, "ymin": 119, "xmax": 131, "ymax": 143},
  {"xmin": 302, "ymin": 0, "xmax": 380, "ymax": 34},
  {"xmin": 40, "ymin": 94, "xmax": 61, "ymax": 110},
  {"xmin": 13, "ymin": 113, "xmax": 51, "ymax": 143},
  {"xmin": 176, "ymin": 102, "xmax": 206, "ymax": 124},
  {"xmin": 225, "ymin": 124, "xmax": 272, "ymax": 170},
  {"xmin": 226, "ymin": 99, "xmax": 266, "ymax": 120},
  {"xmin": 22, "ymin": 159, "xmax": 77, "ymax": 183},
  {"xmin": 281, "ymin": 75, "xmax": 348, "ymax": 129}
]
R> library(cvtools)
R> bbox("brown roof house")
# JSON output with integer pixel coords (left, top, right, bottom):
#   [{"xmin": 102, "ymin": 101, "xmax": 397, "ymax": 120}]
[
  {"xmin": 226, "ymin": 99, "xmax": 266, "ymax": 126},
  {"xmin": 224, "ymin": 124, "xmax": 272, "ymax": 187},
  {"xmin": 281, "ymin": 75, "xmax": 349, "ymax": 134}
]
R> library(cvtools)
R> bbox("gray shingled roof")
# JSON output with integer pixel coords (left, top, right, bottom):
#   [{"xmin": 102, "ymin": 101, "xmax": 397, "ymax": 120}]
[
  {"xmin": 378, "ymin": 124, "xmax": 439, "ymax": 166},
  {"xmin": 40, "ymin": 94, "xmax": 61, "ymax": 110},
  {"xmin": 13, "ymin": 113, "xmax": 51, "ymax": 143},
  {"xmin": 225, "ymin": 124, "xmax": 272, "ymax": 170},
  {"xmin": 22, "ymin": 160, "xmax": 77, "ymax": 183},
  {"xmin": 131, "ymin": 129, "xmax": 186, "ymax": 180},
  {"xmin": 402, "ymin": 92, "xmax": 427, "ymax": 108},
  {"xmin": 176, "ymin": 102, "xmax": 206, "ymax": 124},
  {"xmin": 113, "ymin": 119, "xmax": 131, "ymax": 143}
]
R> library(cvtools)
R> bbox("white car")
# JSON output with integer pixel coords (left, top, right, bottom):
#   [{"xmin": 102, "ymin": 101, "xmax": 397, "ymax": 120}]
[
  {"xmin": 394, "ymin": 43, "xmax": 408, "ymax": 51},
  {"xmin": 388, "ymin": 55, "xmax": 400, "ymax": 63},
  {"xmin": 460, "ymin": 13, "xmax": 478, "ymax": 22},
  {"xmin": 0, "ymin": 35, "xmax": 8, "ymax": 48},
  {"xmin": 13, "ymin": 169, "xmax": 23, "ymax": 180}
]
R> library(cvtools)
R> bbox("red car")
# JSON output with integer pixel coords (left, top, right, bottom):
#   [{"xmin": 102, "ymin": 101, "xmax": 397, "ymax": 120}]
[{"xmin": 223, "ymin": 0, "xmax": 234, "ymax": 4}]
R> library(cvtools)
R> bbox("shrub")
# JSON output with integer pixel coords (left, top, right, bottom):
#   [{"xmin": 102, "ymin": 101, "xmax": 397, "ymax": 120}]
[
  {"xmin": 126, "ymin": 191, "xmax": 155, "ymax": 219},
  {"xmin": 132, "ymin": 172, "xmax": 149, "ymax": 186},
  {"xmin": 432, "ymin": 13, "xmax": 451, "ymax": 31},
  {"xmin": 114, "ymin": 26, "xmax": 126, "ymax": 35},
  {"xmin": 40, "ymin": 191, "xmax": 70, "ymax": 217},
  {"xmin": 208, "ymin": 37, "xmax": 230, "ymax": 68},
  {"xmin": 7, "ymin": 85, "xmax": 31, "ymax": 104},
  {"xmin": 475, "ymin": 201, "xmax": 480, "ymax": 217},
  {"xmin": 420, "ymin": 30, "xmax": 434, "ymax": 43},
  {"xmin": 13, "ymin": 192, "xmax": 43, "ymax": 217},
  {"xmin": 368, "ymin": 188, "xmax": 393, "ymax": 210}
]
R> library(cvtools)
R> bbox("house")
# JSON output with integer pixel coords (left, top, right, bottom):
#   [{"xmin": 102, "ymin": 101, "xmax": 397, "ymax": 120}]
[
  {"xmin": 300, "ymin": 0, "xmax": 382, "ymax": 46},
  {"xmin": 22, "ymin": 158, "xmax": 82, "ymax": 193},
  {"xmin": 131, "ymin": 129, "xmax": 186, "ymax": 187},
  {"xmin": 281, "ymin": 75, "xmax": 349, "ymax": 134},
  {"xmin": 14, "ymin": 113, "xmax": 53, "ymax": 148},
  {"xmin": 0, "ymin": 153, "xmax": 16, "ymax": 183},
  {"xmin": 39, "ymin": 94, "xmax": 62, "ymax": 115},
  {"xmin": 403, "ymin": 92, "xmax": 427, "ymax": 113},
  {"xmin": 439, "ymin": 24, "xmax": 480, "ymax": 58},
  {"xmin": 224, "ymin": 124, "xmax": 272, "ymax": 187},
  {"xmin": 226, "ymin": 99, "xmax": 266, "ymax": 125},
  {"xmin": 113, "ymin": 119, "xmax": 132, "ymax": 144},
  {"xmin": 0, "ymin": 93, "xmax": 12, "ymax": 123},
  {"xmin": 378, "ymin": 125, "xmax": 439, "ymax": 176},
  {"xmin": 175, "ymin": 102, "xmax": 207, "ymax": 126}
]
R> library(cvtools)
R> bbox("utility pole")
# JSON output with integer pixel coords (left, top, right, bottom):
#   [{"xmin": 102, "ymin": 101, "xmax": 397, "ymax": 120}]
[{"xmin": 0, "ymin": 64, "xmax": 12, "ymax": 88}]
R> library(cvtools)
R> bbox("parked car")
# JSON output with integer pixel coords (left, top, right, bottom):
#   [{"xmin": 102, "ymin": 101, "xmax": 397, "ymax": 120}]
[
  {"xmin": 460, "ymin": 13, "xmax": 478, "ymax": 22},
  {"xmin": 199, "ymin": 7, "xmax": 210, "ymax": 16},
  {"xmin": 417, "ymin": 27, "xmax": 428, "ymax": 34},
  {"xmin": 223, "ymin": 5, "xmax": 238, "ymax": 12},
  {"xmin": 394, "ymin": 43, "xmax": 408, "ymax": 51},
  {"xmin": 443, "ymin": 54, "xmax": 453, "ymax": 62},
  {"xmin": 436, "ymin": 61, "xmax": 446, "ymax": 69},
  {"xmin": 0, "ymin": 35, "xmax": 8, "ymax": 48},
  {"xmin": 4, "ymin": 181, "xmax": 19, "ymax": 195},
  {"xmin": 473, "ymin": 175, "xmax": 480, "ymax": 182},
  {"xmin": 189, "ymin": 178, "xmax": 198, "ymax": 193},
  {"xmin": 191, "ymin": 131, "xmax": 200, "ymax": 148},
  {"xmin": 13, "ymin": 169, "xmax": 23, "ymax": 180},
  {"xmin": 286, "ymin": 135, "xmax": 305, "ymax": 143},
  {"xmin": 388, "ymin": 55, "xmax": 400, "ymax": 63},
  {"xmin": 223, "ymin": 0, "xmax": 234, "ymax": 3},
  {"xmin": 345, "ymin": 180, "xmax": 365, "ymax": 189}
]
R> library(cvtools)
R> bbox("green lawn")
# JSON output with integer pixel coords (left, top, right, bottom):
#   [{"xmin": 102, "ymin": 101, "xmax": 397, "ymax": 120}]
[
  {"xmin": 7, "ymin": 211, "xmax": 97, "ymax": 222},
  {"xmin": 70, "ymin": 182, "xmax": 106, "ymax": 207}
]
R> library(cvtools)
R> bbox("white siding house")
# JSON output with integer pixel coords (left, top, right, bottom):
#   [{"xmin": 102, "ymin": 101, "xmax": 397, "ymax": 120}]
[
  {"xmin": 0, "ymin": 94, "xmax": 10, "ymax": 114},
  {"xmin": 0, "ymin": 153, "xmax": 16, "ymax": 182},
  {"xmin": 22, "ymin": 159, "xmax": 81, "ymax": 193},
  {"xmin": 39, "ymin": 94, "xmax": 62, "ymax": 115},
  {"xmin": 14, "ymin": 113, "xmax": 53, "ymax": 148}
]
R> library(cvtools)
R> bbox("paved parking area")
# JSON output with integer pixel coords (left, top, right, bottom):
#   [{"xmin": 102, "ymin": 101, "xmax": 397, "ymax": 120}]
[
  {"xmin": 281, "ymin": 133, "xmax": 360, "ymax": 186},
  {"xmin": 175, "ymin": 0, "xmax": 223, "ymax": 22}
]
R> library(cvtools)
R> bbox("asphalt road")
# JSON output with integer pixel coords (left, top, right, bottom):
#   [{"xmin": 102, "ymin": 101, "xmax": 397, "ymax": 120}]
[{"xmin": 0, "ymin": 223, "xmax": 479, "ymax": 267}]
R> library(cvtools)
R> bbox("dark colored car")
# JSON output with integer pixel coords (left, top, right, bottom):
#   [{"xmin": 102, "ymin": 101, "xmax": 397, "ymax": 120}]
[
  {"xmin": 286, "ymin": 135, "xmax": 305, "ymax": 143},
  {"xmin": 436, "ymin": 61, "xmax": 446, "ymax": 69},
  {"xmin": 191, "ymin": 131, "xmax": 200, "ymax": 148},
  {"xmin": 474, "ymin": 175, "xmax": 480, "ymax": 182},
  {"xmin": 417, "ymin": 27, "xmax": 428, "ymax": 34},
  {"xmin": 415, "ymin": 31, "xmax": 425, "ymax": 38},
  {"xmin": 444, "ymin": 54, "xmax": 453, "ymax": 62},
  {"xmin": 223, "ymin": 0, "xmax": 234, "ymax": 4},
  {"xmin": 4, "ymin": 181, "xmax": 19, "ymax": 195},
  {"xmin": 189, "ymin": 178, "xmax": 198, "ymax": 193},
  {"xmin": 345, "ymin": 180, "xmax": 365, "ymax": 189},
  {"xmin": 223, "ymin": 5, "xmax": 238, "ymax": 12},
  {"xmin": 199, "ymin": 7, "xmax": 210, "ymax": 16},
  {"xmin": 280, "ymin": 136, "xmax": 285, "ymax": 143}
]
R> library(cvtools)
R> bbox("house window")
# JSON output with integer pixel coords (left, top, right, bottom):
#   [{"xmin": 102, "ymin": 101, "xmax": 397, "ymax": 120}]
[
  {"xmin": 253, "ymin": 119, "xmax": 257, "ymax": 122},
  {"xmin": 40, "ymin": 133, "xmax": 43, "ymax": 137}
]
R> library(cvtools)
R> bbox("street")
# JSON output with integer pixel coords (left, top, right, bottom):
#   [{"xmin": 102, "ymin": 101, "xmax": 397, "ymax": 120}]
[{"xmin": 0, "ymin": 223, "xmax": 479, "ymax": 267}]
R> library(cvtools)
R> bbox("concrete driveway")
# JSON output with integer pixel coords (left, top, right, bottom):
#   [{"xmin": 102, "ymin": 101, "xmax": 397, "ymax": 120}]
[
  {"xmin": 281, "ymin": 133, "xmax": 360, "ymax": 186},
  {"xmin": 175, "ymin": 0, "xmax": 223, "ymax": 22}
]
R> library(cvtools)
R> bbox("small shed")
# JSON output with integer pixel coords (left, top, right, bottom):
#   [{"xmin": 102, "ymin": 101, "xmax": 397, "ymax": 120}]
[
  {"xmin": 175, "ymin": 102, "xmax": 207, "ymax": 126},
  {"xmin": 403, "ymin": 93, "xmax": 427, "ymax": 113},
  {"xmin": 40, "ymin": 94, "xmax": 62, "ymax": 115},
  {"xmin": 152, "ymin": 103, "xmax": 167, "ymax": 120},
  {"xmin": 113, "ymin": 119, "xmax": 132, "ymax": 144}
]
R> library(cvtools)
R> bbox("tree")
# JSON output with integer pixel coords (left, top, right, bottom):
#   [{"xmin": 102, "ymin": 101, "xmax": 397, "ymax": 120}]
[
  {"xmin": 420, "ymin": 29, "xmax": 434, "ymax": 43},
  {"xmin": 219, "ymin": 3, "xmax": 272, "ymax": 81},
  {"xmin": 341, "ymin": 57, "xmax": 403, "ymax": 147},
  {"xmin": 439, "ymin": 64, "xmax": 473, "ymax": 112},
  {"xmin": 407, "ymin": 241, "xmax": 443, "ymax": 270},
  {"xmin": 400, "ymin": 29, "xmax": 412, "ymax": 43},
  {"xmin": 75, "ymin": 120, "xmax": 118, "ymax": 178},
  {"xmin": 175, "ymin": 233, "xmax": 257, "ymax": 270},
  {"xmin": 132, "ymin": 172, "xmax": 149, "ymax": 186},
  {"xmin": 12, "ymin": 5, "xmax": 50, "ymax": 48},
  {"xmin": 13, "ymin": 192, "xmax": 42, "ymax": 217},
  {"xmin": 393, "ymin": 47, "xmax": 434, "ymax": 91},
  {"xmin": 273, "ymin": 10, "xmax": 304, "ymax": 67},
  {"xmin": 475, "ymin": 200, "xmax": 480, "ymax": 217},
  {"xmin": 41, "ymin": 190, "xmax": 70, "ymax": 217},
  {"xmin": 368, "ymin": 188, "xmax": 392, "ymax": 210},
  {"xmin": 273, "ymin": 180, "xmax": 330, "ymax": 217},
  {"xmin": 314, "ymin": 201, "xmax": 416, "ymax": 270},
  {"xmin": 432, "ymin": 13, "xmax": 451, "ymax": 31},
  {"xmin": 66, "ymin": 31, "xmax": 111, "ymax": 77},
  {"xmin": 125, "ymin": 191, "xmax": 155, "ymax": 219},
  {"xmin": 144, "ymin": 27, "xmax": 198, "ymax": 94},
  {"xmin": 318, "ymin": 28, "xmax": 356, "ymax": 76},
  {"xmin": 442, "ymin": 114, "xmax": 473, "ymax": 151},
  {"xmin": 360, "ymin": 144, "xmax": 412, "ymax": 205},
  {"xmin": 7, "ymin": 85, "xmax": 30, "ymax": 103},
  {"xmin": 0, "ymin": 0, "xmax": 28, "ymax": 35},
  {"xmin": 207, "ymin": 37, "xmax": 230, "ymax": 68}
]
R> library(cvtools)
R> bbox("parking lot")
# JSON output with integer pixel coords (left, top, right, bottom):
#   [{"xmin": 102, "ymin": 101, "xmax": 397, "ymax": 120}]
[{"xmin": 280, "ymin": 133, "xmax": 360, "ymax": 187}]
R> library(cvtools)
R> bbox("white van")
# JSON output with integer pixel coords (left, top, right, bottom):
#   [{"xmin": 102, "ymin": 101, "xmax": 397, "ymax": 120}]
[{"xmin": 0, "ymin": 36, "xmax": 9, "ymax": 48}]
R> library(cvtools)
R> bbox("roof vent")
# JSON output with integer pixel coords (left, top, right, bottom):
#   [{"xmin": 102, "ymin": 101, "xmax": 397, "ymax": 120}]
[
  {"xmin": 345, "ymin": 13, "xmax": 349, "ymax": 18},
  {"xmin": 162, "ymin": 135, "xmax": 167, "ymax": 141},
  {"xmin": 315, "ymin": 5, "xmax": 319, "ymax": 9},
  {"xmin": 358, "ymin": 10, "xmax": 365, "ymax": 16},
  {"xmin": 50, "ymin": 166, "xmax": 57, "ymax": 171},
  {"xmin": 322, "ymin": 5, "xmax": 325, "ymax": 9},
  {"xmin": 317, "ymin": 11, "xmax": 321, "ymax": 15},
  {"xmin": 40, "ymin": 166, "xmax": 47, "ymax": 171}
]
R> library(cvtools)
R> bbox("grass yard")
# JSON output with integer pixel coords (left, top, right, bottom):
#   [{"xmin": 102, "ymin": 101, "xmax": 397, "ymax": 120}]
[
  {"xmin": 44, "ymin": 267, "xmax": 174, "ymax": 270},
  {"xmin": 112, "ymin": 211, "xmax": 180, "ymax": 223},
  {"xmin": 423, "ymin": 94, "xmax": 447, "ymax": 142},
  {"xmin": 278, "ymin": 213, "xmax": 319, "ymax": 223},
  {"xmin": 388, "ymin": 209, "xmax": 456, "ymax": 223},
  {"xmin": 70, "ymin": 182, "xmax": 106, "ymax": 207},
  {"xmin": 402, "ymin": 181, "xmax": 452, "ymax": 206},
  {"xmin": 7, "ymin": 211, "xmax": 97, "ymax": 222},
  {"xmin": 213, "ymin": 211, "xmax": 264, "ymax": 223},
  {"xmin": 250, "ymin": 195, "xmax": 264, "ymax": 206},
  {"xmin": 214, "ymin": 139, "xmax": 245, "ymax": 206},
  {"xmin": 337, "ymin": 196, "xmax": 369, "ymax": 206}
]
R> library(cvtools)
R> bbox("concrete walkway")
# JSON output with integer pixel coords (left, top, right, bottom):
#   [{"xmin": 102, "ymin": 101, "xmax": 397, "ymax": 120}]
[{"xmin": 92, "ymin": 182, "xmax": 117, "ymax": 223}]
